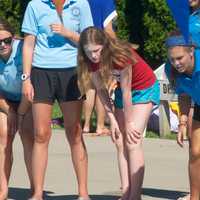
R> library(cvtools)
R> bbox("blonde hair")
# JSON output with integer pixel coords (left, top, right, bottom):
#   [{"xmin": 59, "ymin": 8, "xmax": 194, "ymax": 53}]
[{"xmin": 77, "ymin": 26, "xmax": 137, "ymax": 95}]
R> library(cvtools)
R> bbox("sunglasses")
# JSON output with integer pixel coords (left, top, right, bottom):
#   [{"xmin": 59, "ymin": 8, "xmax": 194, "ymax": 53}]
[{"xmin": 0, "ymin": 37, "xmax": 13, "ymax": 46}]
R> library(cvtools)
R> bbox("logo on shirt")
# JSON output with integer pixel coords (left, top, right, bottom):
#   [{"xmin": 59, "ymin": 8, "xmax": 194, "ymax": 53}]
[{"xmin": 71, "ymin": 7, "xmax": 80, "ymax": 16}]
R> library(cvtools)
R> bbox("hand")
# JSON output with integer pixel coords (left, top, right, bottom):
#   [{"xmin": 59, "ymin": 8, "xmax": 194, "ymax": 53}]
[
  {"xmin": 22, "ymin": 80, "xmax": 34, "ymax": 102},
  {"xmin": 110, "ymin": 120, "xmax": 121, "ymax": 143},
  {"xmin": 126, "ymin": 122, "xmax": 141, "ymax": 144},
  {"xmin": 7, "ymin": 109, "xmax": 18, "ymax": 135},
  {"xmin": 50, "ymin": 23, "xmax": 66, "ymax": 36},
  {"xmin": 177, "ymin": 124, "xmax": 187, "ymax": 147}
]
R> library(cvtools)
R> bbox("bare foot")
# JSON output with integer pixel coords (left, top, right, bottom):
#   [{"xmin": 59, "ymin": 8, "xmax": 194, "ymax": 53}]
[
  {"xmin": 119, "ymin": 191, "xmax": 130, "ymax": 200},
  {"xmin": 96, "ymin": 128, "xmax": 110, "ymax": 136},
  {"xmin": 82, "ymin": 126, "xmax": 90, "ymax": 134},
  {"xmin": 28, "ymin": 196, "xmax": 43, "ymax": 200},
  {"xmin": 0, "ymin": 191, "xmax": 8, "ymax": 200}
]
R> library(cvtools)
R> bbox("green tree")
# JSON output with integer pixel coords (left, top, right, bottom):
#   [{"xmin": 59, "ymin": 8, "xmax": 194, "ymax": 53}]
[
  {"xmin": 117, "ymin": 0, "xmax": 176, "ymax": 68},
  {"xmin": 116, "ymin": 0, "xmax": 129, "ymax": 40},
  {"xmin": 141, "ymin": 0, "xmax": 175, "ymax": 67},
  {"xmin": 0, "ymin": 0, "xmax": 20, "ymax": 34}
]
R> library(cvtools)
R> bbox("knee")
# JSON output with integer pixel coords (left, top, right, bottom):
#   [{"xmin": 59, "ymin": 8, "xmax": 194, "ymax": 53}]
[
  {"xmin": 0, "ymin": 126, "xmax": 14, "ymax": 147},
  {"xmin": 66, "ymin": 123, "xmax": 82, "ymax": 145},
  {"xmin": 125, "ymin": 140, "xmax": 142, "ymax": 152},
  {"xmin": 20, "ymin": 126, "xmax": 34, "ymax": 141},
  {"xmin": 0, "ymin": 129, "xmax": 7, "ymax": 146},
  {"xmin": 34, "ymin": 127, "xmax": 51, "ymax": 144},
  {"xmin": 190, "ymin": 147, "xmax": 200, "ymax": 161}
]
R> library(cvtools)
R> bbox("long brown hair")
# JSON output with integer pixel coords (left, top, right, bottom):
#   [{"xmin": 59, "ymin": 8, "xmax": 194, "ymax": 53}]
[
  {"xmin": 77, "ymin": 26, "xmax": 137, "ymax": 95},
  {"xmin": 0, "ymin": 17, "xmax": 15, "ymax": 36}
]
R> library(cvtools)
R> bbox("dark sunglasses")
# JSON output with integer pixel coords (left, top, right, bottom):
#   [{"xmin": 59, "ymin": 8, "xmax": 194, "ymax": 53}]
[{"xmin": 0, "ymin": 37, "xmax": 13, "ymax": 46}]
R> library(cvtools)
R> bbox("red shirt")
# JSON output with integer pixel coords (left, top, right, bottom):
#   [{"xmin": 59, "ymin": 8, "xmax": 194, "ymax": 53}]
[{"xmin": 89, "ymin": 49, "xmax": 156, "ymax": 90}]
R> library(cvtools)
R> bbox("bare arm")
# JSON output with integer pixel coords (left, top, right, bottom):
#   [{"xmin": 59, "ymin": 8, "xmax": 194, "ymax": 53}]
[
  {"xmin": 23, "ymin": 34, "xmax": 35, "ymax": 75},
  {"xmin": 177, "ymin": 93, "xmax": 191, "ymax": 147},
  {"xmin": 50, "ymin": 24, "xmax": 79, "ymax": 44},
  {"xmin": 104, "ymin": 21, "xmax": 116, "ymax": 39},
  {"xmin": 120, "ymin": 64, "xmax": 133, "ymax": 122},
  {"xmin": 178, "ymin": 94, "xmax": 191, "ymax": 123},
  {"xmin": 91, "ymin": 71, "xmax": 121, "ymax": 142},
  {"xmin": 22, "ymin": 34, "xmax": 36, "ymax": 101},
  {"xmin": 0, "ymin": 95, "xmax": 15, "ymax": 114},
  {"xmin": 0, "ymin": 95, "xmax": 18, "ymax": 134},
  {"xmin": 120, "ymin": 65, "xmax": 141, "ymax": 143},
  {"xmin": 91, "ymin": 71, "xmax": 115, "ymax": 121},
  {"xmin": 17, "ymin": 96, "xmax": 31, "ymax": 115}
]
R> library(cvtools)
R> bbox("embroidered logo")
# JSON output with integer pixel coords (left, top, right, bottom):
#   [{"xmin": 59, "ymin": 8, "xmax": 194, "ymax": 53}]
[{"xmin": 71, "ymin": 7, "xmax": 80, "ymax": 16}]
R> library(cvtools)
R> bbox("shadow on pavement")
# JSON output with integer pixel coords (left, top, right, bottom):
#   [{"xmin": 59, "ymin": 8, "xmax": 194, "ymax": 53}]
[
  {"xmin": 142, "ymin": 188, "xmax": 188, "ymax": 199},
  {"xmin": 45, "ymin": 195, "xmax": 120, "ymax": 200},
  {"xmin": 8, "ymin": 187, "xmax": 120, "ymax": 200},
  {"xmin": 8, "ymin": 187, "xmax": 188, "ymax": 200}
]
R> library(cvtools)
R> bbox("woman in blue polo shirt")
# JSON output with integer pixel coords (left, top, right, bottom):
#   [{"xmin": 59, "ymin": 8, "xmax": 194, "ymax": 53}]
[
  {"xmin": 166, "ymin": 32, "xmax": 200, "ymax": 200},
  {"xmin": 190, "ymin": 0, "xmax": 200, "ymax": 47},
  {"xmin": 22, "ymin": 0, "xmax": 93, "ymax": 200},
  {"xmin": 0, "ymin": 18, "xmax": 34, "ymax": 199}
]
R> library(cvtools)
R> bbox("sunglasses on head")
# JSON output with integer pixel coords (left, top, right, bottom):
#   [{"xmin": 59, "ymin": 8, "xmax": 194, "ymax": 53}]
[{"xmin": 0, "ymin": 37, "xmax": 12, "ymax": 46}]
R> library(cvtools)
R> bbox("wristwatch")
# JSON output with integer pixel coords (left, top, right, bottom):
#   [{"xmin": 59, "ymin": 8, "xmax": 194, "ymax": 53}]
[{"xmin": 21, "ymin": 73, "xmax": 30, "ymax": 81}]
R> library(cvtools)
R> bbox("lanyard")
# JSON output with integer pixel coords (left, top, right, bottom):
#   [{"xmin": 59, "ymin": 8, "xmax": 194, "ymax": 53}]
[{"xmin": 52, "ymin": 0, "xmax": 65, "ymax": 23}]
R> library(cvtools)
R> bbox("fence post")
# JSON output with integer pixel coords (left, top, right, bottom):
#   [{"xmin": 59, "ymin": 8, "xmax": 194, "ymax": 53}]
[{"xmin": 159, "ymin": 100, "xmax": 170, "ymax": 138}]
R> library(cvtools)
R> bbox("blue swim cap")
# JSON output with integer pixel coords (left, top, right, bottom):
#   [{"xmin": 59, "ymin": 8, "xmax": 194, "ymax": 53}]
[{"xmin": 165, "ymin": 35, "xmax": 194, "ymax": 48}]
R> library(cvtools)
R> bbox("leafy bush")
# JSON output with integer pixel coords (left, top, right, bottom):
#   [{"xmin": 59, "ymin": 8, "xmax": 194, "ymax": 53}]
[
  {"xmin": 115, "ymin": 0, "xmax": 129, "ymax": 40},
  {"xmin": 0, "ymin": 0, "xmax": 21, "ymax": 34},
  {"xmin": 124, "ymin": 0, "xmax": 176, "ymax": 68},
  {"xmin": 0, "ymin": 0, "xmax": 176, "ymax": 67}
]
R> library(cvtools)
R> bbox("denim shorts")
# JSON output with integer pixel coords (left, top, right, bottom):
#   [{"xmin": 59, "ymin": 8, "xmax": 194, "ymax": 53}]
[{"xmin": 114, "ymin": 80, "xmax": 160, "ymax": 109}]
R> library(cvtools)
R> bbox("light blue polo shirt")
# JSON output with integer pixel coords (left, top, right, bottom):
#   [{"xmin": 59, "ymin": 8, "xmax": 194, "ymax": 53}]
[
  {"xmin": 0, "ymin": 40, "xmax": 23, "ymax": 101},
  {"xmin": 190, "ymin": 9, "xmax": 200, "ymax": 48},
  {"xmin": 88, "ymin": 0, "xmax": 117, "ymax": 29},
  {"xmin": 22, "ymin": 0, "xmax": 93, "ymax": 69},
  {"xmin": 166, "ymin": 49, "xmax": 200, "ymax": 105}
]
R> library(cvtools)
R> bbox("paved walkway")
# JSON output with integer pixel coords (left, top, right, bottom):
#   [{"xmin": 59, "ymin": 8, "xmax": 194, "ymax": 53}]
[{"xmin": 9, "ymin": 130, "xmax": 189, "ymax": 200}]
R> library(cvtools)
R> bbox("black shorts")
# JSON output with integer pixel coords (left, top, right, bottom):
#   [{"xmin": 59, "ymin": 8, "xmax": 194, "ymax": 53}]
[
  {"xmin": 31, "ymin": 67, "xmax": 84, "ymax": 103},
  {"xmin": 193, "ymin": 104, "xmax": 200, "ymax": 122}
]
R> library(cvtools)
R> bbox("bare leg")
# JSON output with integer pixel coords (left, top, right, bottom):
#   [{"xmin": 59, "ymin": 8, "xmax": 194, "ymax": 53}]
[
  {"xmin": 115, "ymin": 108, "xmax": 129, "ymax": 198},
  {"xmin": 19, "ymin": 109, "xmax": 34, "ymax": 193},
  {"xmin": 189, "ymin": 120, "xmax": 200, "ymax": 200},
  {"xmin": 30, "ymin": 103, "xmax": 53, "ymax": 200},
  {"xmin": 0, "ymin": 112, "xmax": 15, "ymax": 200},
  {"xmin": 95, "ymin": 95, "xmax": 110, "ymax": 135},
  {"xmin": 83, "ymin": 89, "xmax": 96, "ymax": 133},
  {"xmin": 178, "ymin": 106, "xmax": 193, "ymax": 200},
  {"xmin": 187, "ymin": 107, "xmax": 194, "ymax": 139},
  {"xmin": 60, "ymin": 101, "xmax": 89, "ymax": 199},
  {"xmin": 125, "ymin": 103, "xmax": 153, "ymax": 200}
]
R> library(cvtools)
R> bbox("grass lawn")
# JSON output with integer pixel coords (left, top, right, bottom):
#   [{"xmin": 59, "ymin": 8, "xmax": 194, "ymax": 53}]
[{"xmin": 52, "ymin": 102, "xmax": 177, "ymax": 140}]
